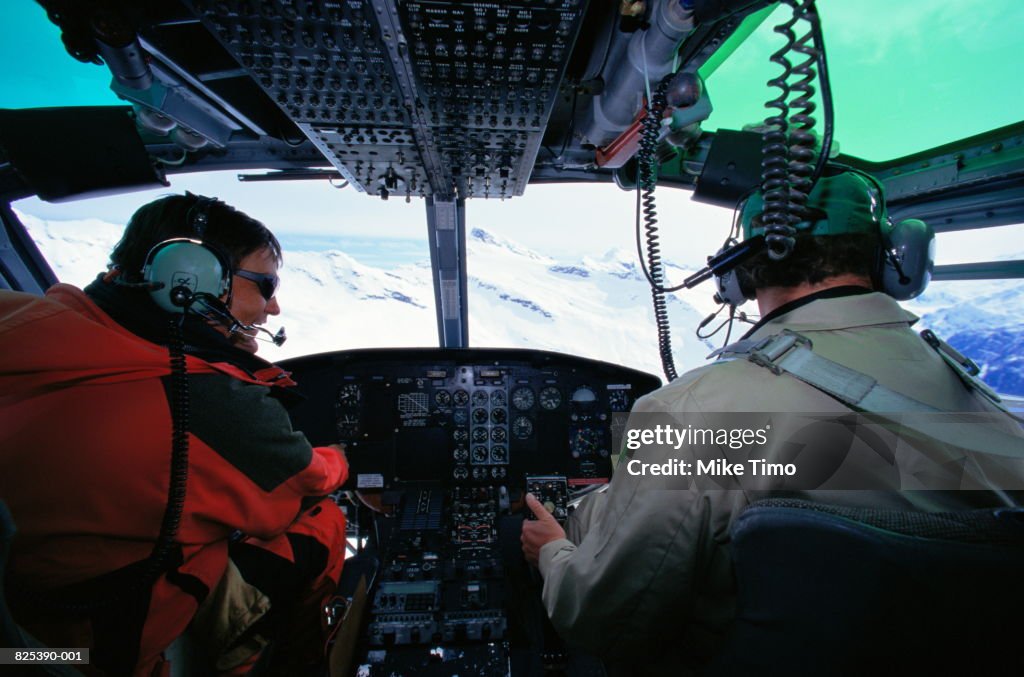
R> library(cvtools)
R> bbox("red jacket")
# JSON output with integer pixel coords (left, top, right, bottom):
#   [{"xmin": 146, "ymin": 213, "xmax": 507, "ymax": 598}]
[{"xmin": 0, "ymin": 284, "xmax": 347, "ymax": 673}]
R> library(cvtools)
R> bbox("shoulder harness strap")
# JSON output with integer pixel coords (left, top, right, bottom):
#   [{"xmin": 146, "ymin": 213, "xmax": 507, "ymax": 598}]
[{"xmin": 716, "ymin": 329, "xmax": 1023, "ymax": 457}]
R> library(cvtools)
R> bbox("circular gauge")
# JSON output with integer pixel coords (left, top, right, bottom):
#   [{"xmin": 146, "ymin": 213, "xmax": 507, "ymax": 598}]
[
  {"xmin": 491, "ymin": 426, "xmax": 507, "ymax": 443},
  {"xmin": 337, "ymin": 383, "xmax": 361, "ymax": 407},
  {"xmin": 491, "ymin": 389, "xmax": 507, "ymax": 407},
  {"xmin": 472, "ymin": 467, "xmax": 488, "ymax": 480},
  {"xmin": 571, "ymin": 385, "xmax": 598, "ymax": 403},
  {"xmin": 453, "ymin": 389, "xmax": 470, "ymax": 406},
  {"xmin": 511, "ymin": 386, "xmax": 535, "ymax": 411},
  {"xmin": 472, "ymin": 427, "xmax": 489, "ymax": 443},
  {"xmin": 472, "ymin": 407, "xmax": 489, "ymax": 424},
  {"xmin": 608, "ymin": 390, "xmax": 630, "ymax": 412},
  {"xmin": 512, "ymin": 415, "xmax": 533, "ymax": 439},
  {"xmin": 491, "ymin": 444, "xmax": 507, "ymax": 462},
  {"xmin": 453, "ymin": 447, "xmax": 469, "ymax": 462},
  {"xmin": 453, "ymin": 408, "xmax": 469, "ymax": 425},
  {"xmin": 472, "ymin": 445, "xmax": 489, "ymax": 462},
  {"xmin": 434, "ymin": 390, "xmax": 452, "ymax": 407},
  {"xmin": 490, "ymin": 466, "xmax": 506, "ymax": 479},
  {"xmin": 491, "ymin": 408, "xmax": 507, "ymax": 424},
  {"xmin": 539, "ymin": 386, "xmax": 562, "ymax": 410},
  {"xmin": 453, "ymin": 466, "xmax": 469, "ymax": 480},
  {"xmin": 453, "ymin": 428, "xmax": 469, "ymax": 443},
  {"xmin": 570, "ymin": 427, "xmax": 604, "ymax": 458},
  {"xmin": 472, "ymin": 390, "xmax": 489, "ymax": 407}
]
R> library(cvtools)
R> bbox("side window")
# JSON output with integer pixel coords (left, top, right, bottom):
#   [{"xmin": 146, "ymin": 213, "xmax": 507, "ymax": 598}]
[{"xmin": 905, "ymin": 223, "xmax": 1024, "ymax": 399}]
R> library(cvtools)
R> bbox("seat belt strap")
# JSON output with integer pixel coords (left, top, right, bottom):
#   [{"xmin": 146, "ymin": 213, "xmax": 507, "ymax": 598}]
[{"xmin": 718, "ymin": 330, "xmax": 1024, "ymax": 457}]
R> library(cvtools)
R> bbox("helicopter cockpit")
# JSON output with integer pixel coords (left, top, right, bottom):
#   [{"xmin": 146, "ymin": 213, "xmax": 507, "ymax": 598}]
[{"xmin": 1, "ymin": 1, "xmax": 1023, "ymax": 675}]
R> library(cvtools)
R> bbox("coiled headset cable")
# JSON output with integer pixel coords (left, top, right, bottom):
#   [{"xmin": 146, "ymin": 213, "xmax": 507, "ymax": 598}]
[
  {"xmin": 10, "ymin": 319, "xmax": 191, "ymax": 615},
  {"xmin": 151, "ymin": 316, "xmax": 190, "ymax": 584},
  {"xmin": 635, "ymin": 73, "xmax": 679, "ymax": 381},
  {"xmin": 760, "ymin": 0, "xmax": 832, "ymax": 260},
  {"xmin": 634, "ymin": 1, "xmax": 833, "ymax": 379}
]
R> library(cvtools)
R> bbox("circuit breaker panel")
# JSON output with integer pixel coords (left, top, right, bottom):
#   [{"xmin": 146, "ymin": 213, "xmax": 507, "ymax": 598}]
[{"xmin": 185, "ymin": 0, "xmax": 588, "ymax": 200}]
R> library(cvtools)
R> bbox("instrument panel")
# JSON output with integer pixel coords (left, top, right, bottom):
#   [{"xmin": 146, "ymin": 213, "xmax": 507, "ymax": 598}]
[
  {"xmin": 279, "ymin": 348, "xmax": 660, "ymax": 676},
  {"xmin": 281, "ymin": 348, "xmax": 662, "ymax": 490}
]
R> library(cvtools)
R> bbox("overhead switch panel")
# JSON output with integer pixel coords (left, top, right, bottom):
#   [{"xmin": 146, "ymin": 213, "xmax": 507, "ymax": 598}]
[{"xmin": 184, "ymin": 0, "xmax": 588, "ymax": 200}]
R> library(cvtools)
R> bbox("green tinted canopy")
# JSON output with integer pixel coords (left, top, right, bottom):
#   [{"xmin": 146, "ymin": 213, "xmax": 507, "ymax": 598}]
[
  {"xmin": 701, "ymin": 0, "xmax": 1024, "ymax": 161},
  {"xmin": 4, "ymin": 1, "xmax": 1022, "ymax": 163}
]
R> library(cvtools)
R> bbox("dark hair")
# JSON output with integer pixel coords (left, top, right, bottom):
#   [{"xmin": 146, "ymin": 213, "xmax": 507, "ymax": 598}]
[
  {"xmin": 737, "ymin": 232, "xmax": 878, "ymax": 291},
  {"xmin": 109, "ymin": 193, "xmax": 282, "ymax": 280}
]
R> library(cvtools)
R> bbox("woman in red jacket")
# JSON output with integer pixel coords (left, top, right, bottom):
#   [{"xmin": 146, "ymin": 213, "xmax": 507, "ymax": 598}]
[{"xmin": 0, "ymin": 194, "xmax": 348, "ymax": 675}]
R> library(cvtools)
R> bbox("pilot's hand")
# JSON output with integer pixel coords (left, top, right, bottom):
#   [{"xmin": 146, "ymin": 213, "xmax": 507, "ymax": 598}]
[
  {"xmin": 327, "ymin": 442, "xmax": 347, "ymax": 465},
  {"xmin": 521, "ymin": 493, "xmax": 567, "ymax": 567}
]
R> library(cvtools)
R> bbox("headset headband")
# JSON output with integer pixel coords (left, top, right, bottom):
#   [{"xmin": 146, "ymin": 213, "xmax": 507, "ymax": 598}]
[
  {"xmin": 185, "ymin": 194, "xmax": 217, "ymax": 239},
  {"xmin": 741, "ymin": 171, "xmax": 883, "ymax": 240},
  {"xmin": 725, "ymin": 169, "xmax": 934, "ymax": 302}
]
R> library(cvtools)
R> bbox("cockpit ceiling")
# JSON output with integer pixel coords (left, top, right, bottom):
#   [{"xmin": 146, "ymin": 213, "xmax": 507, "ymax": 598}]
[
  {"xmin": 181, "ymin": 0, "xmax": 587, "ymax": 201},
  {"xmin": 18, "ymin": 0, "xmax": 1024, "ymax": 219}
]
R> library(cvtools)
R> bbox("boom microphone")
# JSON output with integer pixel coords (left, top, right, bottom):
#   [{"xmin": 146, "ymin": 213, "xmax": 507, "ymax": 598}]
[
  {"xmin": 238, "ymin": 324, "xmax": 287, "ymax": 346},
  {"xmin": 683, "ymin": 235, "xmax": 766, "ymax": 289},
  {"xmin": 189, "ymin": 293, "xmax": 287, "ymax": 346}
]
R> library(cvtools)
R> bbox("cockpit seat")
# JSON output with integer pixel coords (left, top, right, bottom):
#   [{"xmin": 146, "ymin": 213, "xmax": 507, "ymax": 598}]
[{"xmin": 706, "ymin": 498, "xmax": 1024, "ymax": 676}]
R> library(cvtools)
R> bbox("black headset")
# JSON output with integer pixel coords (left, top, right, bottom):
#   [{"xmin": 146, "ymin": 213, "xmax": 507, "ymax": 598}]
[
  {"xmin": 713, "ymin": 238, "xmax": 751, "ymax": 307},
  {"xmin": 852, "ymin": 169, "xmax": 935, "ymax": 302},
  {"xmin": 715, "ymin": 169, "xmax": 935, "ymax": 306}
]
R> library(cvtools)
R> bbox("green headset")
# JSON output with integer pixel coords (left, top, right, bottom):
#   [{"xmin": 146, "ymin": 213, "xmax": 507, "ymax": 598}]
[
  {"xmin": 140, "ymin": 196, "xmax": 233, "ymax": 314},
  {"xmin": 715, "ymin": 170, "xmax": 935, "ymax": 306}
]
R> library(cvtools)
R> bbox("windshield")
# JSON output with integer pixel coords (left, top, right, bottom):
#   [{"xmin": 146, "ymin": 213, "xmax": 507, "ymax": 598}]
[
  {"xmin": 6, "ymin": 0, "xmax": 1023, "ymax": 395},
  {"xmin": 17, "ymin": 179, "xmax": 1024, "ymax": 397},
  {"xmin": 15, "ymin": 172, "xmax": 437, "ymax": 357},
  {"xmin": 16, "ymin": 180, "xmax": 735, "ymax": 368}
]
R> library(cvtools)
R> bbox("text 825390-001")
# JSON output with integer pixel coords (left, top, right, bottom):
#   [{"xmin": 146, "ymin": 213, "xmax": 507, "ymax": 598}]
[{"xmin": 0, "ymin": 648, "xmax": 90, "ymax": 665}]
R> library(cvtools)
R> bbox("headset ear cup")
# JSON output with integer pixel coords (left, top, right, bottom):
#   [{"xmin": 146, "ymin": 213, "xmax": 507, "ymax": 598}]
[
  {"xmin": 711, "ymin": 236, "xmax": 759, "ymax": 307},
  {"xmin": 714, "ymin": 267, "xmax": 748, "ymax": 307},
  {"xmin": 736, "ymin": 265, "xmax": 757, "ymax": 301},
  {"xmin": 880, "ymin": 218, "xmax": 935, "ymax": 300},
  {"xmin": 141, "ymin": 239, "xmax": 232, "ymax": 313}
]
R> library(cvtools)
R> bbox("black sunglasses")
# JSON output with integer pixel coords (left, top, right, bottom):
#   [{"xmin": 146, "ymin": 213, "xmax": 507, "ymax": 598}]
[{"xmin": 235, "ymin": 269, "xmax": 280, "ymax": 301}]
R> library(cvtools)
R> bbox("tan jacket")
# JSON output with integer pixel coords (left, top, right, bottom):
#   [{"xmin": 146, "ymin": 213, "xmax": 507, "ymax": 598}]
[{"xmin": 538, "ymin": 291, "xmax": 1021, "ymax": 674}]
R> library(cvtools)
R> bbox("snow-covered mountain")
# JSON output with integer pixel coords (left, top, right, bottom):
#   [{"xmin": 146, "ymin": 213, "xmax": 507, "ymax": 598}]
[
  {"xmin": 17, "ymin": 210, "xmax": 1024, "ymax": 396},
  {"xmin": 904, "ymin": 278, "xmax": 1024, "ymax": 396}
]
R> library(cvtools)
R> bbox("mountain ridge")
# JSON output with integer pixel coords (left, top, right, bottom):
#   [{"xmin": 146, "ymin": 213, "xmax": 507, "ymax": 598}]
[{"xmin": 18, "ymin": 209, "xmax": 1024, "ymax": 396}]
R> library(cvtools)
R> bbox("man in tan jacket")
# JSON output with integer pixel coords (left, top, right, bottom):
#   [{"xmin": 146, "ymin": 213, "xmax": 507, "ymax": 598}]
[{"xmin": 521, "ymin": 171, "xmax": 1023, "ymax": 674}]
